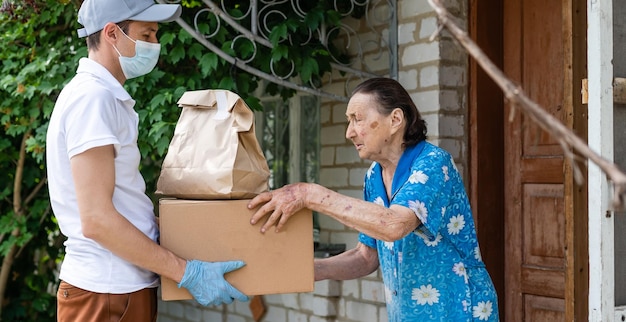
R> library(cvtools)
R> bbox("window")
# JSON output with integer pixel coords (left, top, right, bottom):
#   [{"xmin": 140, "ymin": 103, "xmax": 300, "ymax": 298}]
[{"xmin": 255, "ymin": 94, "xmax": 321, "ymax": 244}]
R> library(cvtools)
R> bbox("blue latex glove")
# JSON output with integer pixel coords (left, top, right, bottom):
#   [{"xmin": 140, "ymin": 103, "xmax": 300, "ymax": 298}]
[{"xmin": 177, "ymin": 259, "xmax": 249, "ymax": 306}]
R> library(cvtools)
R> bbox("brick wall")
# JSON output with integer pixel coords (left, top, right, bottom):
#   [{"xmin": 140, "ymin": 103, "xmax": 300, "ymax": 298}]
[{"xmin": 157, "ymin": 0, "xmax": 468, "ymax": 320}]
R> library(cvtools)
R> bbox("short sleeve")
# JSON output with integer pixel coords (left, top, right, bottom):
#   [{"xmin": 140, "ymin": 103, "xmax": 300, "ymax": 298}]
[
  {"xmin": 359, "ymin": 232, "xmax": 377, "ymax": 249},
  {"xmin": 391, "ymin": 148, "xmax": 453, "ymax": 237},
  {"xmin": 64, "ymin": 87, "xmax": 121, "ymax": 158}
]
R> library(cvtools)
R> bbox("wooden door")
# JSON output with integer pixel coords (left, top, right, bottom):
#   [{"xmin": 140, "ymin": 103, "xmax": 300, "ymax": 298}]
[{"xmin": 503, "ymin": 0, "xmax": 570, "ymax": 320}]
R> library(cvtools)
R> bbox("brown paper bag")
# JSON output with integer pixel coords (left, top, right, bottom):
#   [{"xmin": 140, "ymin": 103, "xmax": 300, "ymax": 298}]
[{"xmin": 156, "ymin": 89, "xmax": 270, "ymax": 199}]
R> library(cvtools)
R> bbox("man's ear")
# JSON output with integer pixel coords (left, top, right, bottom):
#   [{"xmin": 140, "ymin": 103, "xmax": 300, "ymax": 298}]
[{"xmin": 101, "ymin": 22, "xmax": 119, "ymax": 45}]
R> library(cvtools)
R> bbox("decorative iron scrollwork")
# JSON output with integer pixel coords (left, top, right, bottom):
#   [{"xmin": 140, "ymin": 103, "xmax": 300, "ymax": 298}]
[{"xmin": 158, "ymin": 0, "xmax": 397, "ymax": 102}]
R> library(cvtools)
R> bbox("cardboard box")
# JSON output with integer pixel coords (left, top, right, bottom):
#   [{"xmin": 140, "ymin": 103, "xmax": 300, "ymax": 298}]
[{"xmin": 159, "ymin": 199, "xmax": 314, "ymax": 300}]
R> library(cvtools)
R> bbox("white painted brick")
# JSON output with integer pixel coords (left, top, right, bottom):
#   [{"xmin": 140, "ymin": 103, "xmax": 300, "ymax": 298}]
[
  {"xmin": 411, "ymin": 90, "xmax": 440, "ymax": 113},
  {"xmin": 361, "ymin": 280, "xmax": 386, "ymax": 303},
  {"xmin": 441, "ymin": 65, "xmax": 467, "ymax": 87},
  {"xmin": 364, "ymin": 51, "xmax": 391, "ymax": 72},
  {"xmin": 232, "ymin": 300, "xmax": 252, "ymax": 316},
  {"xmin": 439, "ymin": 115, "xmax": 465, "ymax": 137},
  {"xmin": 379, "ymin": 306, "xmax": 389, "ymax": 322},
  {"xmin": 402, "ymin": 41, "xmax": 440, "ymax": 66},
  {"xmin": 420, "ymin": 65, "xmax": 439, "ymax": 88},
  {"xmin": 342, "ymin": 279, "xmax": 360, "ymax": 298},
  {"xmin": 398, "ymin": 22, "xmax": 416, "ymax": 45},
  {"xmin": 346, "ymin": 31, "xmax": 378, "ymax": 56},
  {"xmin": 282, "ymin": 293, "xmax": 300, "ymax": 310},
  {"xmin": 345, "ymin": 300, "xmax": 378, "ymax": 321},
  {"xmin": 299, "ymin": 292, "xmax": 315, "ymax": 312},
  {"xmin": 332, "ymin": 103, "xmax": 347, "ymax": 124},
  {"xmin": 320, "ymin": 147, "xmax": 335, "ymax": 166},
  {"xmin": 201, "ymin": 310, "xmax": 224, "ymax": 322},
  {"xmin": 320, "ymin": 168, "xmax": 349, "ymax": 187},
  {"xmin": 287, "ymin": 310, "xmax": 308, "ymax": 322},
  {"xmin": 225, "ymin": 314, "xmax": 246, "ymax": 322},
  {"xmin": 419, "ymin": 16, "xmax": 438, "ymax": 40},
  {"xmin": 263, "ymin": 306, "xmax": 288, "ymax": 322},
  {"xmin": 324, "ymin": 81, "xmax": 349, "ymax": 98},
  {"xmin": 184, "ymin": 304, "xmax": 202, "ymax": 321},
  {"xmin": 400, "ymin": 1, "xmax": 433, "ymax": 18},
  {"xmin": 164, "ymin": 301, "xmax": 185, "ymax": 318},
  {"xmin": 336, "ymin": 146, "xmax": 361, "ymax": 164},
  {"xmin": 320, "ymin": 105, "xmax": 331, "ymax": 124},
  {"xmin": 366, "ymin": 270, "xmax": 380, "ymax": 279},
  {"xmin": 262, "ymin": 294, "xmax": 284, "ymax": 305},
  {"xmin": 313, "ymin": 296, "xmax": 337, "ymax": 317},
  {"xmin": 337, "ymin": 297, "xmax": 347, "ymax": 317},
  {"xmin": 314, "ymin": 280, "xmax": 341, "ymax": 297},
  {"xmin": 321, "ymin": 125, "xmax": 348, "ymax": 145},
  {"xmin": 438, "ymin": 138, "xmax": 463, "ymax": 160},
  {"xmin": 399, "ymin": 69, "xmax": 419, "ymax": 90},
  {"xmin": 369, "ymin": 3, "xmax": 392, "ymax": 28},
  {"xmin": 349, "ymin": 167, "xmax": 368, "ymax": 186},
  {"xmin": 440, "ymin": 90, "xmax": 461, "ymax": 112},
  {"xmin": 422, "ymin": 113, "xmax": 440, "ymax": 137}
]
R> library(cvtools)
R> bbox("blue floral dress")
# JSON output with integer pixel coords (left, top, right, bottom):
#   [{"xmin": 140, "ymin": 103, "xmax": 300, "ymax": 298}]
[{"xmin": 359, "ymin": 141, "xmax": 499, "ymax": 321}]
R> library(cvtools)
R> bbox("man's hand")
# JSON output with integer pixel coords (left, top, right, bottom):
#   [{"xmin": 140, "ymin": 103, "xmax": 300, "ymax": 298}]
[{"xmin": 178, "ymin": 260, "xmax": 249, "ymax": 306}]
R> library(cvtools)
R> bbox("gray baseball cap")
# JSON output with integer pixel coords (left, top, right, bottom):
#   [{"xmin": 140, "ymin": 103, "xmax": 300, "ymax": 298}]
[{"xmin": 77, "ymin": 0, "xmax": 182, "ymax": 38}]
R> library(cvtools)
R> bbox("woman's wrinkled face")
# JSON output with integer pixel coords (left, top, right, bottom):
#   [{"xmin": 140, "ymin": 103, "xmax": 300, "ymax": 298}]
[{"xmin": 345, "ymin": 92, "xmax": 393, "ymax": 161}]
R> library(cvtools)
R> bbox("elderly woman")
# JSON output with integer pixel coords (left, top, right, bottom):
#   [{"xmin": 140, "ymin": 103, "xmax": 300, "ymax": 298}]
[{"xmin": 249, "ymin": 77, "xmax": 499, "ymax": 321}]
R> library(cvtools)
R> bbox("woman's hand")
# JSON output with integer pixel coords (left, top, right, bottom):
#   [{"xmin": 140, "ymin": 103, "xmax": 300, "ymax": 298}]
[{"xmin": 248, "ymin": 183, "xmax": 310, "ymax": 233}]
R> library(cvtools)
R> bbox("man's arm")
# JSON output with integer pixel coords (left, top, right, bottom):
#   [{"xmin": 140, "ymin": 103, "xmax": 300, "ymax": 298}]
[
  {"xmin": 314, "ymin": 242, "xmax": 379, "ymax": 281},
  {"xmin": 71, "ymin": 145, "xmax": 186, "ymax": 282}
]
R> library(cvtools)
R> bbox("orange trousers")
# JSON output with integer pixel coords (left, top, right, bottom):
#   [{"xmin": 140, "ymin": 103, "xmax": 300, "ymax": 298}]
[{"xmin": 57, "ymin": 281, "xmax": 157, "ymax": 322}]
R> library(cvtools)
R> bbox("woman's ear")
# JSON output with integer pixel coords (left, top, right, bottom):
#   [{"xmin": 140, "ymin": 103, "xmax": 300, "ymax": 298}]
[{"xmin": 390, "ymin": 107, "xmax": 405, "ymax": 130}]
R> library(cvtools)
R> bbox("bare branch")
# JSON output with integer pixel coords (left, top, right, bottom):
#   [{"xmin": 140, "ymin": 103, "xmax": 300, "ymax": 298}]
[{"xmin": 427, "ymin": 0, "xmax": 626, "ymax": 209}]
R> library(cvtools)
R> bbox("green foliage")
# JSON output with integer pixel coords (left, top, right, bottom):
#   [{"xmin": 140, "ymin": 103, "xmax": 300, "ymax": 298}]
[{"xmin": 0, "ymin": 0, "xmax": 358, "ymax": 320}]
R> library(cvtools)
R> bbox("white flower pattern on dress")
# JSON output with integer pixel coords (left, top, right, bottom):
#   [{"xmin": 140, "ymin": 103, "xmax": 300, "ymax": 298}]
[
  {"xmin": 412, "ymin": 284, "xmax": 440, "ymax": 305},
  {"xmin": 367, "ymin": 162, "xmax": 376, "ymax": 179},
  {"xmin": 453, "ymin": 262, "xmax": 469, "ymax": 283},
  {"xmin": 409, "ymin": 200, "xmax": 428, "ymax": 223},
  {"xmin": 472, "ymin": 301, "xmax": 493, "ymax": 320},
  {"xmin": 408, "ymin": 170, "xmax": 429, "ymax": 184},
  {"xmin": 442, "ymin": 165, "xmax": 449, "ymax": 182},
  {"xmin": 383, "ymin": 241, "xmax": 394, "ymax": 250},
  {"xmin": 447, "ymin": 214, "xmax": 465, "ymax": 235},
  {"xmin": 373, "ymin": 197, "xmax": 385, "ymax": 206},
  {"xmin": 475, "ymin": 246, "xmax": 483, "ymax": 261},
  {"xmin": 415, "ymin": 230, "xmax": 442, "ymax": 247}
]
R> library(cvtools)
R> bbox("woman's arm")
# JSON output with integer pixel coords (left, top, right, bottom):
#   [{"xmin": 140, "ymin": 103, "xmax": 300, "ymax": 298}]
[
  {"xmin": 249, "ymin": 182, "xmax": 419, "ymax": 242},
  {"xmin": 315, "ymin": 243, "xmax": 379, "ymax": 281}
]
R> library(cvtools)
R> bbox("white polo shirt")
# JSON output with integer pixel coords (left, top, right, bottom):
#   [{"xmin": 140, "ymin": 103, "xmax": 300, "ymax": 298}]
[{"xmin": 46, "ymin": 58, "xmax": 159, "ymax": 294}]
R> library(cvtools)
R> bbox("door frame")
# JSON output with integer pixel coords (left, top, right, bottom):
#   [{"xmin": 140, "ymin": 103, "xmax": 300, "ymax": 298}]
[{"xmin": 468, "ymin": 0, "xmax": 505, "ymax": 319}]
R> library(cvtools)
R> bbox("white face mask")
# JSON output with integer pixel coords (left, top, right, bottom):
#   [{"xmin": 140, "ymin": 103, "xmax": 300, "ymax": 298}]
[{"xmin": 113, "ymin": 26, "xmax": 161, "ymax": 79}]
